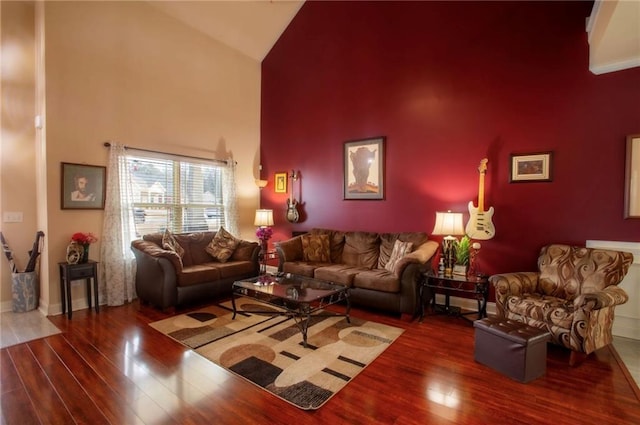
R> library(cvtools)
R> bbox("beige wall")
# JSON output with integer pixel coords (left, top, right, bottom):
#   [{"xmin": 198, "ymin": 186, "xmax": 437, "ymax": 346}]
[
  {"xmin": 1, "ymin": 1, "xmax": 39, "ymax": 310},
  {"xmin": 1, "ymin": 1, "xmax": 262, "ymax": 313}
]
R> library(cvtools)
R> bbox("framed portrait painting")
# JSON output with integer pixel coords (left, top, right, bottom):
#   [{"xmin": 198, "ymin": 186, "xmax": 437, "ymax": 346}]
[
  {"xmin": 509, "ymin": 152, "xmax": 553, "ymax": 183},
  {"xmin": 61, "ymin": 162, "xmax": 106, "ymax": 210},
  {"xmin": 344, "ymin": 136, "xmax": 385, "ymax": 200}
]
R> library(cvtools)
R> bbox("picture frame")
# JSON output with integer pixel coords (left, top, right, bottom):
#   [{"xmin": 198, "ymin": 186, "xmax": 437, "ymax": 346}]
[
  {"xmin": 274, "ymin": 171, "xmax": 288, "ymax": 194},
  {"xmin": 624, "ymin": 134, "xmax": 640, "ymax": 219},
  {"xmin": 509, "ymin": 152, "xmax": 553, "ymax": 183},
  {"xmin": 61, "ymin": 162, "xmax": 106, "ymax": 210},
  {"xmin": 344, "ymin": 136, "xmax": 385, "ymax": 200}
]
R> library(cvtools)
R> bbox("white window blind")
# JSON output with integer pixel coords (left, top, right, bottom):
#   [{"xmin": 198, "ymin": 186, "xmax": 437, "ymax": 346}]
[{"xmin": 125, "ymin": 153, "xmax": 226, "ymax": 236}]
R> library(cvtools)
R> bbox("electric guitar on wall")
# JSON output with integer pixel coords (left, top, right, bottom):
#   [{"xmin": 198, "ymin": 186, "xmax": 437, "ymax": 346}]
[
  {"xmin": 466, "ymin": 158, "xmax": 495, "ymax": 240},
  {"xmin": 286, "ymin": 170, "xmax": 300, "ymax": 223}
]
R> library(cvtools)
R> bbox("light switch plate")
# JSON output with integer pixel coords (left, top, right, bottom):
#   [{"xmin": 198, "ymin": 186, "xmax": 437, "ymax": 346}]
[{"xmin": 3, "ymin": 212, "xmax": 23, "ymax": 223}]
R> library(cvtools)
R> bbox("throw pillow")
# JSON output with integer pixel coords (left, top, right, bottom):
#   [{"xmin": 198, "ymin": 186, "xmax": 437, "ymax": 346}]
[
  {"xmin": 206, "ymin": 227, "xmax": 239, "ymax": 262},
  {"xmin": 385, "ymin": 240, "xmax": 413, "ymax": 274},
  {"xmin": 162, "ymin": 229, "xmax": 185, "ymax": 259},
  {"xmin": 301, "ymin": 234, "xmax": 330, "ymax": 262}
]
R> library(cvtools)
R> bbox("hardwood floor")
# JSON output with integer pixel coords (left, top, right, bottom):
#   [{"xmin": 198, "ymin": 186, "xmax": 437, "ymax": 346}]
[{"xmin": 1, "ymin": 300, "xmax": 639, "ymax": 425}]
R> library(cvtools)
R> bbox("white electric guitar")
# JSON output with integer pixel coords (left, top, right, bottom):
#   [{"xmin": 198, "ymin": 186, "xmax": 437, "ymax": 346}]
[{"xmin": 466, "ymin": 159, "xmax": 495, "ymax": 240}]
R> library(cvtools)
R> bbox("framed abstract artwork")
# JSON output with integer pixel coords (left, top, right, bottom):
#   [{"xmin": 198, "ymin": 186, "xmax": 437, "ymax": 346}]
[
  {"xmin": 344, "ymin": 136, "xmax": 385, "ymax": 200},
  {"xmin": 509, "ymin": 152, "xmax": 553, "ymax": 183}
]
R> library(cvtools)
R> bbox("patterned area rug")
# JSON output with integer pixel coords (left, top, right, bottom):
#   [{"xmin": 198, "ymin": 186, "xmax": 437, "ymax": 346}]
[{"xmin": 149, "ymin": 297, "xmax": 404, "ymax": 410}]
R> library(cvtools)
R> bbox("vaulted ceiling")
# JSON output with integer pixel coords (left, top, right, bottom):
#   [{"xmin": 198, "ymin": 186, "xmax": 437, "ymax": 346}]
[
  {"xmin": 150, "ymin": 0, "xmax": 638, "ymax": 74},
  {"xmin": 147, "ymin": 0, "xmax": 304, "ymax": 62}
]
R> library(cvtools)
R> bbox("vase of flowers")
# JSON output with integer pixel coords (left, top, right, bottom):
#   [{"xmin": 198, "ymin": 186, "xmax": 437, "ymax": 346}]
[
  {"xmin": 70, "ymin": 232, "xmax": 98, "ymax": 263},
  {"xmin": 255, "ymin": 227, "xmax": 273, "ymax": 274}
]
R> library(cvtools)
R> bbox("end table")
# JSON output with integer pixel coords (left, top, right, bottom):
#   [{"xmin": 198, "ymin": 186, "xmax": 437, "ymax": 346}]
[
  {"xmin": 58, "ymin": 261, "xmax": 99, "ymax": 319},
  {"xmin": 419, "ymin": 270, "xmax": 489, "ymax": 322}
]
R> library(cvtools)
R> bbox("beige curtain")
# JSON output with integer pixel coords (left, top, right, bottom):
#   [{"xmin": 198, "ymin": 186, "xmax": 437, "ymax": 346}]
[{"xmin": 99, "ymin": 142, "xmax": 136, "ymax": 306}]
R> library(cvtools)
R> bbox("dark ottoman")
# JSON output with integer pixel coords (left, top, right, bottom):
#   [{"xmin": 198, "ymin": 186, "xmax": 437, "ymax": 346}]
[{"xmin": 474, "ymin": 317, "xmax": 551, "ymax": 383}]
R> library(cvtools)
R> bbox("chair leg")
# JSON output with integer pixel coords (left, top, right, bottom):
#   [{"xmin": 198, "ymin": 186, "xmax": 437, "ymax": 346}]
[{"xmin": 569, "ymin": 351, "xmax": 588, "ymax": 367}]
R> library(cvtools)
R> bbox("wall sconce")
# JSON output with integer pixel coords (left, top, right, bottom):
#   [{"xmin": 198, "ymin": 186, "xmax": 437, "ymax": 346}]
[
  {"xmin": 255, "ymin": 179, "xmax": 268, "ymax": 189},
  {"xmin": 431, "ymin": 211, "xmax": 465, "ymax": 276}
]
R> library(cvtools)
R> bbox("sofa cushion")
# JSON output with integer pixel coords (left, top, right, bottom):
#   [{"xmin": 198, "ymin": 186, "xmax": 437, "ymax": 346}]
[
  {"xmin": 283, "ymin": 261, "xmax": 330, "ymax": 277},
  {"xmin": 378, "ymin": 232, "xmax": 428, "ymax": 269},
  {"xmin": 342, "ymin": 232, "xmax": 379, "ymax": 268},
  {"xmin": 385, "ymin": 240, "xmax": 413, "ymax": 275},
  {"xmin": 162, "ymin": 230, "xmax": 185, "ymax": 260},
  {"xmin": 177, "ymin": 264, "xmax": 221, "ymax": 287},
  {"xmin": 353, "ymin": 269, "xmax": 400, "ymax": 293},
  {"xmin": 214, "ymin": 261, "xmax": 256, "ymax": 279},
  {"xmin": 310, "ymin": 228, "xmax": 346, "ymax": 263},
  {"xmin": 205, "ymin": 227, "xmax": 239, "ymax": 262},
  {"xmin": 314, "ymin": 264, "xmax": 365, "ymax": 287},
  {"xmin": 174, "ymin": 232, "xmax": 214, "ymax": 266},
  {"xmin": 232, "ymin": 240, "xmax": 259, "ymax": 261},
  {"xmin": 505, "ymin": 294, "xmax": 575, "ymax": 329},
  {"xmin": 302, "ymin": 234, "xmax": 331, "ymax": 262}
]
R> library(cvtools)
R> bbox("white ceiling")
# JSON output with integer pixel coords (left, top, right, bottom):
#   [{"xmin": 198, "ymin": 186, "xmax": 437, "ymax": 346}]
[
  {"xmin": 148, "ymin": 0, "xmax": 304, "ymax": 62},
  {"xmin": 149, "ymin": 0, "xmax": 639, "ymax": 75}
]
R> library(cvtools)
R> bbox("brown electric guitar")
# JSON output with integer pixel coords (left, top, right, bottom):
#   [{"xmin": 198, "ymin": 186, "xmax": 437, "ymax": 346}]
[
  {"xmin": 286, "ymin": 170, "xmax": 300, "ymax": 223},
  {"xmin": 466, "ymin": 159, "xmax": 495, "ymax": 240}
]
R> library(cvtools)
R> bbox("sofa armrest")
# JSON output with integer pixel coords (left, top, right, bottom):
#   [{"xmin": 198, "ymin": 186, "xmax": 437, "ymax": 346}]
[
  {"xmin": 574, "ymin": 286, "xmax": 629, "ymax": 311},
  {"xmin": 275, "ymin": 236, "xmax": 303, "ymax": 269},
  {"xmin": 394, "ymin": 240, "xmax": 439, "ymax": 277},
  {"xmin": 131, "ymin": 239, "xmax": 183, "ymax": 272},
  {"xmin": 130, "ymin": 244, "xmax": 180, "ymax": 309},
  {"xmin": 489, "ymin": 272, "xmax": 540, "ymax": 316}
]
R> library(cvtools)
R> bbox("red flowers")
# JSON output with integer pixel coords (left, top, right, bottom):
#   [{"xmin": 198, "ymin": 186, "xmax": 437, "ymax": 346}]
[{"xmin": 71, "ymin": 232, "xmax": 98, "ymax": 245}]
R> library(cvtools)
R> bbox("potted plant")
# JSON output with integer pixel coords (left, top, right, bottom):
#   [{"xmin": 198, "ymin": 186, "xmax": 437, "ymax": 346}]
[{"xmin": 453, "ymin": 235, "xmax": 470, "ymax": 275}]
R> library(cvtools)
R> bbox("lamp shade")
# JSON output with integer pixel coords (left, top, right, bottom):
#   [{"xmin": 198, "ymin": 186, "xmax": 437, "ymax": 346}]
[
  {"xmin": 431, "ymin": 211, "xmax": 465, "ymax": 236},
  {"xmin": 254, "ymin": 209, "xmax": 274, "ymax": 227}
]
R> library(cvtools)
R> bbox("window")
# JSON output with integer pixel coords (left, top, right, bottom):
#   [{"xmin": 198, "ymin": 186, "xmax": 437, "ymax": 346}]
[{"xmin": 125, "ymin": 153, "xmax": 227, "ymax": 236}]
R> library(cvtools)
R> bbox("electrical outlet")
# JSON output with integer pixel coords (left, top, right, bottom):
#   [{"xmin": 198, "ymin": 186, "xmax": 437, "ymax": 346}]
[{"xmin": 3, "ymin": 212, "xmax": 23, "ymax": 223}]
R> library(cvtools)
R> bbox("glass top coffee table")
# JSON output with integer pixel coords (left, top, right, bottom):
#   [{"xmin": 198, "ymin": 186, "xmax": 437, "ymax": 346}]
[{"xmin": 232, "ymin": 273, "xmax": 351, "ymax": 347}]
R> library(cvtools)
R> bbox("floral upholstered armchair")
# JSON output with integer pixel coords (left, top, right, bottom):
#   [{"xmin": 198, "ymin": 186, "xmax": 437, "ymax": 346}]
[{"xmin": 489, "ymin": 244, "xmax": 633, "ymax": 365}]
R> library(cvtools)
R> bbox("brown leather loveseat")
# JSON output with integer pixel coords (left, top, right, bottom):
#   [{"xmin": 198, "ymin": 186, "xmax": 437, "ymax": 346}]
[
  {"xmin": 131, "ymin": 230, "xmax": 260, "ymax": 311},
  {"xmin": 275, "ymin": 228, "xmax": 438, "ymax": 317}
]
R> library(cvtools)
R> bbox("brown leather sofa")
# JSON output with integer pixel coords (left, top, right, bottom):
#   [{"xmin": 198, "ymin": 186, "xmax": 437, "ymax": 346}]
[
  {"xmin": 275, "ymin": 228, "xmax": 438, "ymax": 317},
  {"xmin": 131, "ymin": 231, "xmax": 259, "ymax": 311}
]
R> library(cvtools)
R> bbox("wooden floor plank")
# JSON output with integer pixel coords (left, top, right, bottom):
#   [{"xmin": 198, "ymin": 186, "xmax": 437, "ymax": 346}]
[
  {"xmin": 6, "ymin": 344, "xmax": 73, "ymax": 424},
  {"xmin": 0, "ymin": 300, "xmax": 636, "ymax": 425}
]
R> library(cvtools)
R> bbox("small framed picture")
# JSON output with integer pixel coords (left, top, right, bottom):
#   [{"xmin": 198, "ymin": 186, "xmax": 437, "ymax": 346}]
[
  {"xmin": 509, "ymin": 152, "xmax": 553, "ymax": 183},
  {"xmin": 274, "ymin": 172, "xmax": 288, "ymax": 193},
  {"xmin": 344, "ymin": 136, "xmax": 385, "ymax": 200},
  {"xmin": 61, "ymin": 162, "xmax": 106, "ymax": 209},
  {"xmin": 625, "ymin": 134, "xmax": 640, "ymax": 218}
]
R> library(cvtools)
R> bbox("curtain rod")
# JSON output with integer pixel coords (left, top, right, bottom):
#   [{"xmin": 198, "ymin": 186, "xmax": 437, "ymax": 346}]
[{"xmin": 103, "ymin": 142, "xmax": 230, "ymax": 165}]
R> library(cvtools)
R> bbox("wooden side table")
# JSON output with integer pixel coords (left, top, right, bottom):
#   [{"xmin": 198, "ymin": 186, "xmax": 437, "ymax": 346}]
[
  {"xmin": 58, "ymin": 261, "xmax": 99, "ymax": 319},
  {"xmin": 419, "ymin": 270, "xmax": 489, "ymax": 322}
]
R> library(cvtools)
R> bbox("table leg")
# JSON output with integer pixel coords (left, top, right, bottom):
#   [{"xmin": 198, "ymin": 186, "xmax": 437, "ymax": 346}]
[
  {"xmin": 93, "ymin": 277, "xmax": 100, "ymax": 313},
  {"xmin": 86, "ymin": 278, "xmax": 92, "ymax": 310},
  {"xmin": 419, "ymin": 284, "xmax": 425, "ymax": 322},
  {"xmin": 345, "ymin": 292, "xmax": 351, "ymax": 324},
  {"xmin": 59, "ymin": 268, "xmax": 66, "ymax": 317},
  {"xmin": 66, "ymin": 279, "xmax": 73, "ymax": 319},
  {"xmin": 231, "ymin": 291, "xmax": 238, "ymax": 319}
]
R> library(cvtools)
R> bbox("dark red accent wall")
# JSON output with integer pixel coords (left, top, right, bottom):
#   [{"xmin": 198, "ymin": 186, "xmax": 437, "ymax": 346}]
[{"xmin": 260, "ymin": 1, "xmax": 640, "ymax": 276}]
